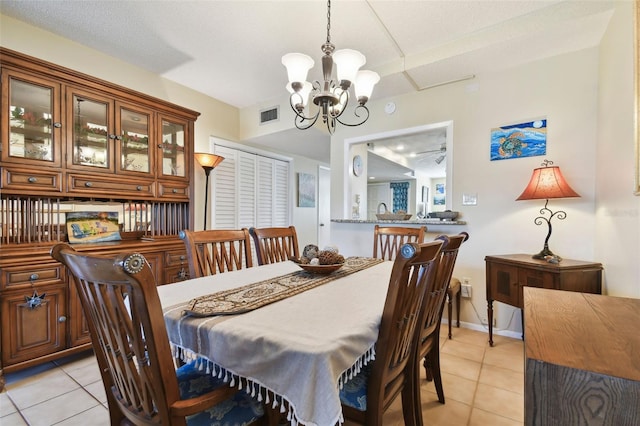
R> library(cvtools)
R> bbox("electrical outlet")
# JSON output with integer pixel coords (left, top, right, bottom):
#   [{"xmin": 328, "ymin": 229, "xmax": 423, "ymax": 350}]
[
  {"xmin": 481, "ymin": 317, "xmax": 497, "ymax": 326},
  {"xmin": 461, "ymin": 283, "xmax": 472, "ymax": 298}
]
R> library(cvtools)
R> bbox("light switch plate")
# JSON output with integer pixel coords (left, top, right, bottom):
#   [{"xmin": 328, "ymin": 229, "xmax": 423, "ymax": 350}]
[{"xmin": 462, "ymin": 193, "xmax": 477, "ymax": 206}]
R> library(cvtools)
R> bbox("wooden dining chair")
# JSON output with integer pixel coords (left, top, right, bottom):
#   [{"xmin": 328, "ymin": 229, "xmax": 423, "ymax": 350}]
[
  {"xmin": 446, "ymin": 277, "xmax": 462, "ymax": 339},
  {"xmin": 179, "ymin": 228, "xmax": 253, "ymax": 278},
  {"xmin": 50, "ymin": 243, "xmax": 266, "ymax": 426},
  {"xmin": 339, "ymin": 240, "xmax": 444, "ymax": 426},
  {"xmin": 249, "ymin": 226, "xmax": 300, "ymax": 265},
  {"xmin": 411, "ymin": 232, "xmax": 469, "ymax": 421},
  {"xmin": 372, "ymin": 225, "xmax": 427, "ymax": 260}
]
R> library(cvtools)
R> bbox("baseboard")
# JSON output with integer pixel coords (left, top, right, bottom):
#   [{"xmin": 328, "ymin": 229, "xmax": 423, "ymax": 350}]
[{"xmin": 443, "ymin": 318, "xmax": 523, "ymax": 340}]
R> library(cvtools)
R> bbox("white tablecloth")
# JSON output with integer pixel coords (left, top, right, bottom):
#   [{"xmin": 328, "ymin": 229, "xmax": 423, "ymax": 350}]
[{"xmin": 159, "ymin": 260, "xmax": 393, "ymax": 426}]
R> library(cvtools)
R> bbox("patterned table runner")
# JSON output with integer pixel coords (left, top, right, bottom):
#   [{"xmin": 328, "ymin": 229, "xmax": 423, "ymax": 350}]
[{"xmin": 183, "ymin": 257, "xmax": 382, "ymax": 317}]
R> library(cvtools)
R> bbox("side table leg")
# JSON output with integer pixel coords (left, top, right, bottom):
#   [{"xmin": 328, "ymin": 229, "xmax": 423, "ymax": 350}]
[
  {"xmin": 0, "ymin": 368, "xmax": 5, "ymax": 392},
  {"xmin": 488, "ymin": 299, "xmax": 494, "ymax": 346}
]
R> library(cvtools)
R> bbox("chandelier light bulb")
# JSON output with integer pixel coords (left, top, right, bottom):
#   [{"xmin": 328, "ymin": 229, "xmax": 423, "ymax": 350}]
[
  {"xmin": 286, "ymin": 81, "xmax": 313, "ymax": 108},
  {"xmin": 355, "ymin": 70, "xmax": 380, "ymax": 104},
  {"xmin": 333, "ymin": 49, "xmax": 365, "ymax": 85},
  {"xmin": 282, "ymin": 53, "xmax": 314, "ymax": 86}
]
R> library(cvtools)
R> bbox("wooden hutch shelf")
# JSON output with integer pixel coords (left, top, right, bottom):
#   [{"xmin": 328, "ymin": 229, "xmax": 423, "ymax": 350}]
[{"xmin": 0, "ymin": 48, "xmax": 199, "ymax": 388}]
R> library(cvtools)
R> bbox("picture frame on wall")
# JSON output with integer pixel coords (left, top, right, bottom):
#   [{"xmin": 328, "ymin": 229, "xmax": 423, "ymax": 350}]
[
  {"xmin": 298, "ymin": 172, "xmax": 316, "ymax": 207},
  {"xmin": 66, "ymin": 211, "xmax": 121, "ymax": 243},
  {"xmin": 434, "ymin": 183, "xmax": 445, "ymax": 205},
  {"xmin": 490, "ymin": 118, "xmax": 547, "ymax": 161}
]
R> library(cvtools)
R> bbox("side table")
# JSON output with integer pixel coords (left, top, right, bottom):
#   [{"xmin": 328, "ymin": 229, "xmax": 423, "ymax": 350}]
[{"xmin": 485, "ymin": 254, "xmax": 602, "ymax": 346}]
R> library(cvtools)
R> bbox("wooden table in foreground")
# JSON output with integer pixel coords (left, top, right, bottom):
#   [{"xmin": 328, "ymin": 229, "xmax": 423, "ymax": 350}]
[
  {"xmin": 524, "ymin": 287, "xmax": 640, "ymax": 425},
  {"xmin": 485, "ymin": 254, "xmax": 602, "ymax": 346}
]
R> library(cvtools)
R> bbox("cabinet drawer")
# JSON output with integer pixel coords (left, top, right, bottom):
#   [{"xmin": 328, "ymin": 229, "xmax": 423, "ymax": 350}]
[
  {"xmin": 165, "ymin": 249, "xmax": 188, "ymax": 266},
  {"xmin": 67, "ymin": 173, "xmax": 155, "ymax": 198},
  {"xmin": 157, "ymin": 181, "xmax": 190, "ymax": 200},
  {"xmin": 164, "ymin": 265, "xmax": 189, "ymax": 284},
  {"xmin": 1, "ymin": 263, "xmax": 65, "ymax": 291},
  {"xmin": 1, "ymin": 167, "xmax": 63, "ymax": 193},
  {"xmin": 163, "ymin": 250, "xmax": 189, "ymax": 284}
]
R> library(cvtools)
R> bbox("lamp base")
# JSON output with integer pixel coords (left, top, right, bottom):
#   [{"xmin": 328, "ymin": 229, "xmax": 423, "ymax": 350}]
[{"xmin": 532, "ymin": 248, "xmax": 562, "ymax": 262}]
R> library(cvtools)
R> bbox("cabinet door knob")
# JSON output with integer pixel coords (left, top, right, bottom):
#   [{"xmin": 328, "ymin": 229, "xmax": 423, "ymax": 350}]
[
  {"xmin": 109, "ymin": 134, "xmax": 117, "ymax": 140},
  {"xmin": 85, "ymin": 182, "xmax": 93, "ymax": 187},
  {"xmin": 53, "ymin": 122, "xmax": 62, "ymax": 128},
  {"xmin": 58, "ymin": 316, "xmax": 67, "ymax": 323},
  {"xmin": 30, "ymin": 273, "xmax": 39, "ymax": 281},
  {"xmin": 28, "ymin": 177, "xmax": 38, "ymax": 183},
  {"xmin": 172, "ymin": 188, "xmax": 178, "ymax": 193},
  {"xmin": 157, "ymin": 144, "xmax": 163, "ymax": 148},
  {"xmin": 136, "ymin": 185, "xmax": 143, "ymax": 191}
]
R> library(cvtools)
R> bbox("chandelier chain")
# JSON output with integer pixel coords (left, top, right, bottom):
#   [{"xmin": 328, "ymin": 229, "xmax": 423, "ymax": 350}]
[{"xmin": 326, "ymin": 0, "xmax": 331, "ymax": 44}]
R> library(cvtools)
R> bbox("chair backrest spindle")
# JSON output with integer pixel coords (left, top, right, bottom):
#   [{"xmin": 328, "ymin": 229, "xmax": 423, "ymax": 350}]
[
  {"xmin": 180, "ymin": 228, "xmax": 253, "ymax": 277},
  {"xmin": 373, "ymin": 225, "xmax": 426, "ymax": 260},
  {"xmin": 249, "ymin": 226, "xmax": 300, "ymax": 265}
]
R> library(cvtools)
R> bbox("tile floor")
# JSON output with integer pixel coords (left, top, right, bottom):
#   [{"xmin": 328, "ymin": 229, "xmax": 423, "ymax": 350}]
[{"xmin": 1, "ymin": 327, "xmax": 523, "ymax": 426}]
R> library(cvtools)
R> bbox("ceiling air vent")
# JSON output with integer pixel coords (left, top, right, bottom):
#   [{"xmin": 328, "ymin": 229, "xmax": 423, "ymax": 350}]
[{"xmin": 260, "ymin": 106, "xmax": 279, "ymax": 125}]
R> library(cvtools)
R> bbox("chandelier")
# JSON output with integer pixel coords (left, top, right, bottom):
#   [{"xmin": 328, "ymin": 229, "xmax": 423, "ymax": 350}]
[{"xmin": 282, "ymin": 0, "xmax": 380, "ymax": 134}]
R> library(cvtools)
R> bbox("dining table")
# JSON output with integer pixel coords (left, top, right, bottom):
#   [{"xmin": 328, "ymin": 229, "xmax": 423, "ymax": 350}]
[{"xmin": 158, "ymin": 257, "xmax": 393, "ymax": 426}]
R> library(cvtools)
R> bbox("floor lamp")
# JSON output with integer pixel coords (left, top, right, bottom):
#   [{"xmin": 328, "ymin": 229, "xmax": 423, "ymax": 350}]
[
  {"xmin": 516, "ymin": 159, "xmax": 580, "ymax": 261},
  {"xmin": 194, "ymin": 153, "xmax": 225, "ymax": 230}
]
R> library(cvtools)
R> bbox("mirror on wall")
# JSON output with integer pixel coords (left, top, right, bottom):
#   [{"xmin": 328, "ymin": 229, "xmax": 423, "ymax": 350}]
[{"xmin": 349, "ymin": 122, "xmax": 452, "ymax": 220}]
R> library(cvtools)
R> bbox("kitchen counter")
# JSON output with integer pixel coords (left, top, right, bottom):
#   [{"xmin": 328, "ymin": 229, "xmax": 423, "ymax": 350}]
[
  {"xmin": 328, "ymin": 219, "xmax": 468, "ymax": 257},
  {"xmin": 332, "ymin": 219, "xmax": 466, "ymax": 225}
]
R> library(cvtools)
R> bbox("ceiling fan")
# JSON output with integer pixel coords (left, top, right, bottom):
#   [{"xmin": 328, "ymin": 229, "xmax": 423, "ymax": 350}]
[{"xmin": 414, "ymin": 143, "xmax": 446, "ymax": 164}]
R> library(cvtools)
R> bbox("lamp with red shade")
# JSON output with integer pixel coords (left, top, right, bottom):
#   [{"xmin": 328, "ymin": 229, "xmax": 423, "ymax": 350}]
[{"xmin": 516, "ymin": 159, "xmax": 580, "ymax": 261}]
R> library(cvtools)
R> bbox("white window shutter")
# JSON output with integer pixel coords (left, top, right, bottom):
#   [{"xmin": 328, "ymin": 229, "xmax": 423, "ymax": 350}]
[
  {"xmin": 212, "ymin": 144, "xmax": 290, "ymax": 230},
  {"xmin": 237, "ymin": 151, "xmax": 257, "ymax": 228},
  {"xmin": 256, "ymin": 156, "xmax": 274, "ymax": 227},
  {"xmin": 213, "ymin": 145, "xmax": 238, "ymax": 229},
  {"xmin": 273, "ymin": 159, "xmax": 290, "ymax": 226}
]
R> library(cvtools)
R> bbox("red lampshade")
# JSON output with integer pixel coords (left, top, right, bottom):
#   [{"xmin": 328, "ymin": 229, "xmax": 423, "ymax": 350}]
[{"xmin": 516, "ymin": 165, "xmax": 580, "ymax": 200}]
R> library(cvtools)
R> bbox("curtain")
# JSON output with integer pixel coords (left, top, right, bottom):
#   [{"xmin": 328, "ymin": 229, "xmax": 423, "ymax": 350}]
[{"xmin": 390, "ymin": 182, "xmax": 409, "ymax": 212}]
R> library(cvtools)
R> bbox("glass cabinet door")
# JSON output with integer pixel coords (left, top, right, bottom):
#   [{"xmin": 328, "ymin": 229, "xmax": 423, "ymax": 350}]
[
  {"xmin": 116, "ymin": 103, "xmax": 153, "ymax": 175},
  {"xmin": 159, "ymin": 116, "xmax": 189, "ymax": 179},
  {"xmin": 66, "ymin": 88, "xmax": 114, "ymax": 172},
  {"xmin": 2, "ymin": 70, "xmax": 62, "ymax": 167}
]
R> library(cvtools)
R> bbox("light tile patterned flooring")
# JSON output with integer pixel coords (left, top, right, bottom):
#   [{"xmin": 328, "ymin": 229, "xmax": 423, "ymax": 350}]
[{"xmin": 1, "ymin": 327, "xmax": 523, "ymax": 426}]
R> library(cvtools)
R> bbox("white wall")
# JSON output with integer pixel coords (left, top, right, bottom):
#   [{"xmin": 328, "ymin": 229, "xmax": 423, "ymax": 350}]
[
  {"xmin": 596, "ymin": 1, "xmax": 639, "ymax": 298},
  {"xmin": 330, "ymin": 47, "xmax": 601, "ymax": 332}
]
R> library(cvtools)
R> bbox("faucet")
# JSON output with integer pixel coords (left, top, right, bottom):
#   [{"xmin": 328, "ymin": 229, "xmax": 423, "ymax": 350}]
[{"xmin": 377, "ymin": 202, "xmax": 388, "ymax": 214}]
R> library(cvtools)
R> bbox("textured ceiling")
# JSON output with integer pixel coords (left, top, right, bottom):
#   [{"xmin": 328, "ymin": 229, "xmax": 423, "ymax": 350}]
[{"xmin": 0, "ymin": 0, "xmax": 616, "ymax": 174}]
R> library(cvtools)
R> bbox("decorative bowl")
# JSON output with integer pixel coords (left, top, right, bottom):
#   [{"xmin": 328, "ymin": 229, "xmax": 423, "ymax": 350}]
[
  {"xmin": 428, "ymin": 211, "xmax": 459, "ymax": 221},
  {"xmin": 376, "ymin": 213, "xmax": 413, "ymax": 220},
  {"xmin": 297, "ymin": 263, "xmax": 343, "ymax": 275}
]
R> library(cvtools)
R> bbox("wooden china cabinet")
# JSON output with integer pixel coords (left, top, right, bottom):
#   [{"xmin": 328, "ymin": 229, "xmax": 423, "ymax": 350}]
[{"xmin": 0, "ymin": 48, "xmax": 198, "ymax": 387}]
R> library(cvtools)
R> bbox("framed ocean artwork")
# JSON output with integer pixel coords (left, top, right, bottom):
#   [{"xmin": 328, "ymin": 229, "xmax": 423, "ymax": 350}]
[
  {"xmin": 66, "ymin": 211, "xmax": 121, "ymax": 243},
  {"xmin": 490, "ymin": 118, "xmax": 547, "ymax": 161}
]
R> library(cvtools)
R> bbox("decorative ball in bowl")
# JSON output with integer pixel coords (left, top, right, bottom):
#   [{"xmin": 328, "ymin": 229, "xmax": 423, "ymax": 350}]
[{"xmin": 291, "ymin": 244, "xmax": 345, "ymax": 274}]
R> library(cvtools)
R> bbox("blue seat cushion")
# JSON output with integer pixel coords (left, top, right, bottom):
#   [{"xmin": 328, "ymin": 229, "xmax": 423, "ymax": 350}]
[
  {"xmin": 339, "ymin": 362, "xmax": 372, "ymax": 411},
  {"xmin": 177, "ymin": 361, "xmax": 264, "ymax": 426}
]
